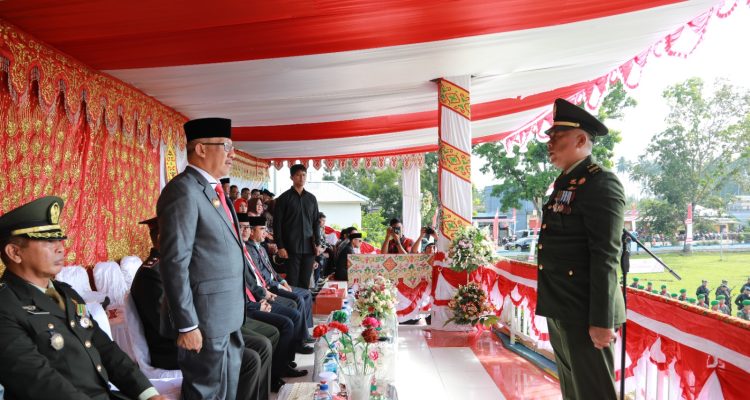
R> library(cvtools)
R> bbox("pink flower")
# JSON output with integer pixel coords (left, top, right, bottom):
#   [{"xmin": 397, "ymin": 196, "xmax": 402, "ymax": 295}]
[
  {"xmin": 362, "ymin": 317, "xmax": 380, "ymax": 328},
  {"xmin": 339, "ymin": 352, "xmax": 347, "ymax": 362},
  {"xmin": 369, "ymin": 350, "xmax": 379, "ymax": 361}
]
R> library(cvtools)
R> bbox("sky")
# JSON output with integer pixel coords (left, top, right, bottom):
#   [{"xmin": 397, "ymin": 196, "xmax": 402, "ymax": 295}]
[{"xmin": 471, "ymin": 5, "xmax": 750, "ymax": 191}]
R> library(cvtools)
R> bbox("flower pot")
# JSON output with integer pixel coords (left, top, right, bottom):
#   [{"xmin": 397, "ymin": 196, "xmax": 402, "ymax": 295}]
[{"xmin": 341, "ymin": 371, "xmax": 374, "ymax": 400}]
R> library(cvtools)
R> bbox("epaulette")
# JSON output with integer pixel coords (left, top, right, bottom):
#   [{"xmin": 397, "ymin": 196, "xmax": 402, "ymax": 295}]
[
  {"xmin": 586, "ymin": 163, "xmax": 602, "ymax": 175},
  {"xmin": 54, "ymin": 280, "xmax": 72, "ymax": 289}
]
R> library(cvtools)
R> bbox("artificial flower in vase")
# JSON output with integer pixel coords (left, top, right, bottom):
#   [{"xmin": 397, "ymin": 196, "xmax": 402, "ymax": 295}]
[
  {"xmin": 354, "ymin": 276, "xmax": 398, "ymax": 320},
  {"xmin": 312, "ymin": 319, "xmax": 381, "ymax": 400}
]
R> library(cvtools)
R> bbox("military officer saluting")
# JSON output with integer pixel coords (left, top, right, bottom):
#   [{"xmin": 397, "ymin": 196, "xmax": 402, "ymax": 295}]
[
  {"xmin": 0, "ymin": 196, "xmax": 166, "ymax": 400},
  {"xmin": 536, "ymin": 99, "xmax": 626, "ymax": 400}
]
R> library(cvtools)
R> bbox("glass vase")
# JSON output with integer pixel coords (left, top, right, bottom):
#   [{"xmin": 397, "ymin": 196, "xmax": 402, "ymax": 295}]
[{"xmin": 341, "ymin": 371, "xmax": 374, "ymax": 400}]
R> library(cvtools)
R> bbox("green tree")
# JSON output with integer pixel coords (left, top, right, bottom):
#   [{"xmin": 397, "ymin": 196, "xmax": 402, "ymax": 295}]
[
  {"xmin": 474, "ymin": 81, "xmax": 633, "ymax": 214},
  {"xmin": 420, "ymin": 153, "xmax": 439, "ymax": 226},
  {"xmin": 637, "ymin": 198, "xmax": 682, "ymax": 235},
  {"xmin": 631, "ymin": 78, "xmax": 750, "ymax": 252},
  {"xmin": 338, "ymin": 167, "xmax": 403, "ymax": 220},
  {"xmin": 360, "ymin": 208, "xmax": 387, "ymax": 245}
]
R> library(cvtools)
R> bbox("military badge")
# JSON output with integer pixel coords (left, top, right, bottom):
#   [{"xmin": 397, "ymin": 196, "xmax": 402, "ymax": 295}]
[
  {"xmin": 74, "ymin": 301, "xmax": 93, "ymax": 329},
  {"xmin": 49, "ymin": 202, "xmax": 61, "ymax": 224},
  {"xmin": 552, "ymin": 190, "xmax": 575, "ymax": 214},
  {"xmin": 212, "ymin": 198, "xmax": 221, "ymax": 208},
  {"xmin": 50, "ymin": 332, "xmax": 64, "ymax": 350},
  {"xmin": 578, "ymin": 177, "xmax": 586, "ymax": 185}
]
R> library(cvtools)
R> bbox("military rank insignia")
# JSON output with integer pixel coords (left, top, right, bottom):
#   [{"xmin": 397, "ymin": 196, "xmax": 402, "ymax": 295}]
[
  {"xmin": 212, "ymin": 198, "xmax": 221, "ymax": 208},
  {"xmin": 552, "ymin": 190, "xmax": 575, "ymax": 214}
]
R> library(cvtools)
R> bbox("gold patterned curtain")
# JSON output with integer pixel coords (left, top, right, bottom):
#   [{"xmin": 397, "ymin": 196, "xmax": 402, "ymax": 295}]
[{"xmin": 0, "ymin": 76, "xmax": 160, "ymax": 267}]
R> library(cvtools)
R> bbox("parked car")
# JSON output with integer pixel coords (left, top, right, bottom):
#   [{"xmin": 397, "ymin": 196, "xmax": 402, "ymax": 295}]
[{"xmin": 505, "ymin": 237, "xmax": 536, "ymax": 251}]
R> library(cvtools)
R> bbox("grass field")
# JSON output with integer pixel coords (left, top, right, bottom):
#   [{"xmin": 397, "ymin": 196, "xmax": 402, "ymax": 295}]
[{"xmin": 629, "ymin": 251, "xmax": 750, "ymax": 301}]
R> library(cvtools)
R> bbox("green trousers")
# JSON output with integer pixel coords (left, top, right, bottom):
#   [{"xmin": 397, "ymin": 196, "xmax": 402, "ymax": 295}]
[
  {"xmin": 243, "ymin": 318, "xmax": 280, "ymax": 350},
  {"xmin": 547, "ymin": 318, "xmax": 618, "ymax": 400}
]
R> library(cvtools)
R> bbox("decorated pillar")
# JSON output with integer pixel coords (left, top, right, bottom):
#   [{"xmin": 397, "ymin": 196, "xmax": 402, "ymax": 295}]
[{"xmin": 433, "ymin": 75, "xmax": 473, "ymax": 330}]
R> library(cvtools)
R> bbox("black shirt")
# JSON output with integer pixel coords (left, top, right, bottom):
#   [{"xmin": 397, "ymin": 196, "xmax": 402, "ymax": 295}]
[{"xmin": 273, "ymin": 186, "xmax": 320, "ymax": 254}]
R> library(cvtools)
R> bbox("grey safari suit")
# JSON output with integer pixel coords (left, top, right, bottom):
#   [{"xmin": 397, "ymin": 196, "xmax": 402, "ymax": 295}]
[
  {"xmin": 536, "ymin": 156, "xmax": 626, "ymax": 400},
  {"xmin": 157, "ymin": 165, "xmax": 246, "ymax": 400}
]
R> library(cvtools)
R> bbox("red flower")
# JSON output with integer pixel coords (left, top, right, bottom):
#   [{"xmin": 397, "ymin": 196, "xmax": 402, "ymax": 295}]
[
  {"xmin": 362, "ymin": 317, "xmax": 380, "ymax": 328},
  {"xmin": 313, "ymin": 324, "xmax": 329, "ymax": 338},
  {"xmin": 362, "ymin": 328, "xmax": 379, "ymax": 343},
  {"xmin": 328, "ymin": 321, "xmax": 349, "ymax": 334}
]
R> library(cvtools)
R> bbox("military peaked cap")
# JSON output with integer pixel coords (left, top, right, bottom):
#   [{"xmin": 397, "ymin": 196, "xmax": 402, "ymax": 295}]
[
  {"xmin": 0, "ymin": 196, "xmax": 67, "ymax": 240},
  {"xmin": 546, "ymin": 98, "xmax": 608, "ymax": 137}
]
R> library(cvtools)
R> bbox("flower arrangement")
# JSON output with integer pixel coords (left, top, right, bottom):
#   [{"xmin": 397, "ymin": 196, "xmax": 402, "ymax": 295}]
[
  {"xmin": 354, "ymin": 276, "xmax": 398, "ymax": 319},
  {"xmin": 313, "ymin": 318, "xmax": 382, "ymax": 375},
  {"xmin": 445, "ymin": 282, "xmax": 498, "ymax": 327},
  {"xmin": 447, "ymin": 225, "xmax": 497, "ymax": 273}
]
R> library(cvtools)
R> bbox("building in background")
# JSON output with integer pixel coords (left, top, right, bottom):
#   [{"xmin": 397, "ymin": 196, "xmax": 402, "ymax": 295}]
[{"xmin": 305, "ymin": 181, "xmax": 369, "ymax": 229}]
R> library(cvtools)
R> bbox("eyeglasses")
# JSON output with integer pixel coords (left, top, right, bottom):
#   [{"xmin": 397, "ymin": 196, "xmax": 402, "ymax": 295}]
[
  {"xmin": 201, "ymin": 142, "xmax": 234, "ymax": 152},
  {"xmin": 239, "ymin": 225, "xmax": 251, "ymax": 231}
]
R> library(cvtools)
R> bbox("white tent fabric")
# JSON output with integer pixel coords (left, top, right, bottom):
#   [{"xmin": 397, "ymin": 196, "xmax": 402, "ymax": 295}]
[
  {"xmin": 401, "ymin": 166, "xmax": 421, "ymax": 244},
  {"xmin": 103, "ymin": 0, "xmax": 715, "ymax": 159}
]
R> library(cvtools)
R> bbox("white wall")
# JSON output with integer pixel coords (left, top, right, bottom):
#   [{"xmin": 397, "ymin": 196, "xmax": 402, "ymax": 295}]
[{"xmin": 318, "ymin": 202, "xmax": 362, "ymax": 229}]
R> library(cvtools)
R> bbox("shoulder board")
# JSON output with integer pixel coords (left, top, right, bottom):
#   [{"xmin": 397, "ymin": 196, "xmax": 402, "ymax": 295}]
[
  {"xmin": 54, "ymin": 280, "xmax": 72, "ymax": 289},
  {"xmin": 586, "ymin": 163, "xmax": 602, "ymax": 175}
]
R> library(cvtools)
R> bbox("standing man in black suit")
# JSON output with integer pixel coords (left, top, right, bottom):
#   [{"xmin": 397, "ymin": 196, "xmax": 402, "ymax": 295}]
[
  {"xmin": 273, "ymin": 163, "xmax": 321, "ymax": 288},
  {"xmin": 157, "ymin": 118, "xmax": 246, "ymax": 399},
  {"xmin": 0, "ymin": 196, "xmax": 165, "ymax": 400}
]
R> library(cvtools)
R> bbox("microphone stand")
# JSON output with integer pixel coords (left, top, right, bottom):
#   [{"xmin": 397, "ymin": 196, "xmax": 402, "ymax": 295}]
[
  {"xmin": 619, "ymin": 229, "xmax": 681, "ymax": 399},
  {"xmin": 619, "ymin": 230, "xmax": 630, "ymax": 400}
]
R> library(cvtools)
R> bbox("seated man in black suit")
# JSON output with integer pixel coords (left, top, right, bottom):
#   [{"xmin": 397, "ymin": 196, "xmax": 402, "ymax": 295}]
[
  {"xmin": 246, "ymin": 216, "xmax": 313, "ymax": 328},
  {"xmin": 131, "ymin": 217, "xmax": 277, "ymax": 400},
  {"xmin": 334, "ymin": 232, "xmax": 362, "ymax": 281}
]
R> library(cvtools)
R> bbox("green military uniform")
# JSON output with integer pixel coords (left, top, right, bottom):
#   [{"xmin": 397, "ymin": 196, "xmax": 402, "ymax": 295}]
[
  {"xmin": 536, "ymin": 99, "xmax": 625, "ymax": 400},
  {"xmin": 738, "ymin": 300, "xmax": 750, "ymax": 321},
  {"xmin": 0, "ymin": 196, "xmax": 154, "ymax": 399}
]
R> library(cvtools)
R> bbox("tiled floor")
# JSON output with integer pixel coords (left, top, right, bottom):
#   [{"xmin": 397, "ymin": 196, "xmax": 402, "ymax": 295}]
[{"xmin": 275, "ymin": 323, "xmax": 561, "ymax": 400}]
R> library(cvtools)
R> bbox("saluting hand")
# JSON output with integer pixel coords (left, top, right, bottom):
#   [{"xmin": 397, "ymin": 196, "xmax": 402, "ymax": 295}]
[
  {"xmin": 589, "ymin": 326, "xmax": 616, "ymax": 349},
  {"xmin": 177, "ymin": 328, "xmax": 203, "ymax": 353}
]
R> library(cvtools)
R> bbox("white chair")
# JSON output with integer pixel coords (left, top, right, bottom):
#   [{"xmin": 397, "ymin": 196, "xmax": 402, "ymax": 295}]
[
  {"xmin": 119, "ymin": 255, "xmax": 143, "ymax": 289},
  {"xmin": 93, "ymin": 261, "xmax": 128, "ymax": 309},
  {"xmin": 124, "ymin": 295, "xmax": 182, "ymax": 398},
  {"xmin": 56, "ymin": 265, "xmax": 108, "ymax": 304}
]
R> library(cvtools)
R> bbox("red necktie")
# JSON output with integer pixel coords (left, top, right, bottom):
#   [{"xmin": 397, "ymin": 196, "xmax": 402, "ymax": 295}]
[
  {"xmin": 243, "ymin": 246, "xmax": 268, "ymax": 288},
  {"xmin": 214, "ymin": 184, "xmax": 238, "ymax": 238}
]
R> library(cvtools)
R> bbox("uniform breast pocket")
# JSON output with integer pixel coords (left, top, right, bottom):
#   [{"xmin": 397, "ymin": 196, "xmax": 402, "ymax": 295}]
[{"xmin": 27, "ymin": 315, "xmax": 65, "ymax": 355}]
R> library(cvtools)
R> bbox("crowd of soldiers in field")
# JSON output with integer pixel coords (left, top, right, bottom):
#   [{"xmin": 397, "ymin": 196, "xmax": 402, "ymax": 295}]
[{"xmin": 629, "ymin": 277, "xmax": 750, "ymax": 321}]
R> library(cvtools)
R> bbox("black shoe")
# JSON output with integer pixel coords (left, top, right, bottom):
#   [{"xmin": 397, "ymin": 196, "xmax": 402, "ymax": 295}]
[
  {"xmin": 271, "ymin": 377, "xmax": 286, "ymax": 393},
  {"xmin": 400, "ymin": 318, "xmax": 419, "ymax": 325},
  {"xmin": 284, "ymin": 367, "xmax": 309, "ymax": 378},
  {"xmin": 296, "ymin": 345, "xmax": 315, "ymax": 355},
  {"xmin": 289, "ymin": 361, "xmax": 297, "ymax": 369}
]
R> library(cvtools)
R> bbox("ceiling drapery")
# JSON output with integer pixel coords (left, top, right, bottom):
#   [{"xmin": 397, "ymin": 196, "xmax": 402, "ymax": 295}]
[{"xmin": 0, "ymin": 0, "xmax": 744, "ymax": 165}]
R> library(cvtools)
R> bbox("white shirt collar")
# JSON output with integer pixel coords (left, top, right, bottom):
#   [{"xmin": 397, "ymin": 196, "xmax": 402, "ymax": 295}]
[{"xmin": 188, "ymin": 164, "xmax": 220, "ymax": 186}]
